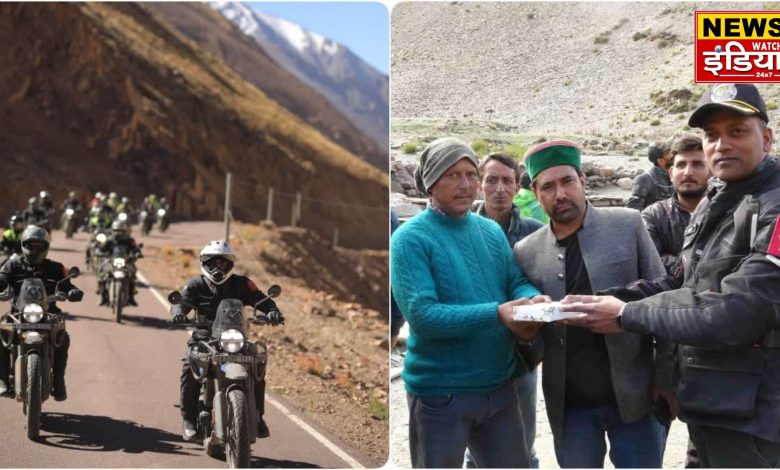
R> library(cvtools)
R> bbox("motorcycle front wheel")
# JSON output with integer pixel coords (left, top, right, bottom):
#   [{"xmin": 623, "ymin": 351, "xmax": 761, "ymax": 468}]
[
  {"xmin": 113, "ymin": 280, "xmax": 125, "ymax": 323},
  {"xmin": 26, "ymin": 354, "xmax": 42, "ymax": 440},
  {"xmin": 226, "ymin": 389, "xmax": 251, "ymax": 468}
]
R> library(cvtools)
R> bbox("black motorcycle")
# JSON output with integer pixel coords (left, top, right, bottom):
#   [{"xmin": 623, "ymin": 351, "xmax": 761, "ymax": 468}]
[
  {"xmin": 102, "ymin": 244, "xmax": 139, "ymax": 323},
  {"xmin": 0, "ymin": 267, "xmax": 80, "ymax": 440},
  {"xmin": 86, "ymin": 230, "xmax": 109, "ymax": 272},
  {"xmin": 157, "ymin": 207, "xmax": 170, "ymax": 233},
  {"xmin": 139, "ymin": 210, "xmax": 154, "ymax": 236},
  {"xmin": 61, "ymin": 206, "xmax": 79, "ymax": 239},
  {"xmin": 168, "ymin": 285, "xmax": 281, "ymax": 468}
]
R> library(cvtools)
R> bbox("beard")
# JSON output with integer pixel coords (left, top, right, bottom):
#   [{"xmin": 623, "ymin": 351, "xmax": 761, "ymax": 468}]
[
  {"xmin": 677, "ymin": 186, "xmax": 707, "ymax": 200},
  {"xmin": 551, "ymin": 200, "xmax": 582, "ymax": 224}
]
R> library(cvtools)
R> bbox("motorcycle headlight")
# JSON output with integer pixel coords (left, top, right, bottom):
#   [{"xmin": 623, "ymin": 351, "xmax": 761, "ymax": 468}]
[
  {"xmin": 157, "ymin": 209, "xmax": 166, "ymax": 217},
  {"xmin": 96, "ymin": 233, "xmax": 107, "ymax": 244},
  {"xmin": 23, "ymin": 304, "xmax": 45, "ymax": 323},
  {"xmin": 113, "ymin": 257, "xmax": 126, "ymax": 268},
  {"xmin": 118, "ymin": 212, "xmax": 128, "ymax": 221},
  {"xmin": 65, "ymin": 208, "xmax": 74, "ymax": 215},
  {"xmin": 219, "ymin": 329, "xmax": 244, "ymax": 353}
]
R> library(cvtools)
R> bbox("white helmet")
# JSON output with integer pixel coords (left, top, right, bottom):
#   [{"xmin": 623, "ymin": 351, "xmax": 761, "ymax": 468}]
[{"xmin": 199, "ymin": 240, "xmax": 236, "ymax": 285}]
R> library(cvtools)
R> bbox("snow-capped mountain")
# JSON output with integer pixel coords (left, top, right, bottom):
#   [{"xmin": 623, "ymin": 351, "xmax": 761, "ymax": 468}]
[{"xmin": 209, "ymin": 1, "xmax": 388, "ymax": 147}]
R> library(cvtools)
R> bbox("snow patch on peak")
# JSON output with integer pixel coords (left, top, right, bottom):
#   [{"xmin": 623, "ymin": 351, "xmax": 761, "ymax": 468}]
[{"xmin": 253, "ymin": 9, "xmax": 310, "ymax": 54}]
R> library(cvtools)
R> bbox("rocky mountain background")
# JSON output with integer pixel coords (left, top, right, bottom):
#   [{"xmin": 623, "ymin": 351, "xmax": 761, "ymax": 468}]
[
  {"xmin": 390, "ymin": 1, "xmax": 780, "ymax": 213},
  {"xmin": 210, "ymin": 1, "xmax": 389, "ymax": 152},
  {"xmin": 0, "ymin": 2, "xmax": 387, "ymax": 249}
]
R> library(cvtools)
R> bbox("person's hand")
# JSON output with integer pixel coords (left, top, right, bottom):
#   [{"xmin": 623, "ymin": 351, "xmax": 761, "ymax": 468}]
[
  {"xmin": 560, "ymin": 294, "xmax": 625, "ymax": 334},
  {"xmin": 530, "ymin": 295, "xmax": 552, "ymax": 304},
  {"xmin": 171, "ymin": 313, "xmax": 187, "ymax": 324},
  {"xmin": 67, "ymin": 289, "xmax": 83, "ymax": 302},
  {"xmin": 266, "ymin": 308, "xmax": 285, "ymax": 326},
  {"xmin": 498, "ymin": 298, "xmax": 544, "ymax": 340},
  {"xmin": 653, "ymin": 387, "xmax": 679, "ymax": 420}
]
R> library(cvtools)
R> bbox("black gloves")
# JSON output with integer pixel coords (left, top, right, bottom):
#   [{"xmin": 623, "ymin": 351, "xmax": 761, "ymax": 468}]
[
  {"xmin": 67, "ymin": 289, "xmax": 84, "ymax": 302},
  {"xmin": 266, "ymin": 308, "xmax": 284, "ymax": 326},
  {"xmin": 172, "ymin": 313, "xmax": 187, "ymax": 324},
  {"xmin": 0, "ymin": 276, "xmax": 7, "ymax": 292}
]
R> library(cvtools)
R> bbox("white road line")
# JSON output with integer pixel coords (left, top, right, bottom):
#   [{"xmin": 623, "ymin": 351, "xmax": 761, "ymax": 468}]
[{"xmin": 137, "ymin": 270, "xmax": 363, "ymax": 469}]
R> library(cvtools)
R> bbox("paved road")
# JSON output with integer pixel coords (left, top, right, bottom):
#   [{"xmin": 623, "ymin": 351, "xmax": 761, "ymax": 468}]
[{"xmin": 0, "ymin": 223, "xmax": 364, "ymax": 468}]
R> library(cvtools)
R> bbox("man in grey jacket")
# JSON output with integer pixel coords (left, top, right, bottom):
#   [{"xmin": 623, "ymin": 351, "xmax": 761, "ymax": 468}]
[
  {"xmin": 513, "ymin": 140, "xmax": 671, "ymax": 468},
  {"xmin": 626, "ymin": 139, "xmax": 675, "ymax": 210},
  {"xmin": 564, "ymin": 83, "xmax": 780, "ymax": 467}
]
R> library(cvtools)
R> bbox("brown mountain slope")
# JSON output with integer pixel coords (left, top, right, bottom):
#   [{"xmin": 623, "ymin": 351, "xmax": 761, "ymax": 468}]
[
  {"xmin": 0, "ymin": 2, "xmax": 387, "ymax": 249},
  {"xmin": 145, "ymin": 2, "xmax": 388, "ymax": 171}
]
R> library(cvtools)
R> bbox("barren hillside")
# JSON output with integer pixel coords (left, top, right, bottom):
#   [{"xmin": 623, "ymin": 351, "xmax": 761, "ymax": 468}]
[
  {"xmin": 392, "ymin": 1, "xmax": 780, "ymax": 141},
  {"xmin": 0, "ymin": 3, "xmax": 387, "ymax": 249}
]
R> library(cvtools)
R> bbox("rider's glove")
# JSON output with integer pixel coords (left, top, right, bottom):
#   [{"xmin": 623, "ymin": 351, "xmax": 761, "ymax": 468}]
[
  {"xmin": 172, "ymin": 313, "xmax": 187, "ymax": 324},
  {"xmin": 267, "ymin": 308, "xmax": 284, "ymax": 326},
  {"xmin": 67, "ymin": 289, "xmax": 84, "ymax": 302},
  {"xmin": 0, "ymin": 276, "xmax": 8, "ymax": 292}
]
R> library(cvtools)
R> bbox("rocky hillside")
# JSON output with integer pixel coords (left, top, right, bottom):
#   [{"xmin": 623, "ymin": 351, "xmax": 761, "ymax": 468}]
[
  {"xmin": 392, "ymin": 1, "xmax": 780, "ymax": 141},
  {"xmin": 146, "ymin": 2, "xmax": 387, "ymax": 171},
  {"xmin": 0, "ymin": 3, "xmax": 387, "ymax": 249}
]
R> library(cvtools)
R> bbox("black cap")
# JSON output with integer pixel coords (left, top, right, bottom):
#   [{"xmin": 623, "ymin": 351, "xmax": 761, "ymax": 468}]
[
  {"xmin": 688, "ymin": 84, "xmax": 769, "ymax": 128},
  {"xmin": 647, "ymin": 138, "xmax": 673, "ymax": 164}
]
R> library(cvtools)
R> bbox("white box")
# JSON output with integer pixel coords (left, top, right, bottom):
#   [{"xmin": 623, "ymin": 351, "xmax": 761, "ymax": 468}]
[{"xmin": 512, "ymin": 302, "xmax": 585, "ymax": 322}]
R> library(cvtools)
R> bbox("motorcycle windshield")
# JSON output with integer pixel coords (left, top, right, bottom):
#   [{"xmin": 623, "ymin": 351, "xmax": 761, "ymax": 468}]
[
  {"xmin": 112, "ymin": 244, "xmax": 130, "ymax": 259},
  {"xmin": 211, "ymin": 299, "xmax": 246, "ymax": 338},
  {"xmin": 16, "ymin": 278, "xmax": 47, "ymax": 311}
]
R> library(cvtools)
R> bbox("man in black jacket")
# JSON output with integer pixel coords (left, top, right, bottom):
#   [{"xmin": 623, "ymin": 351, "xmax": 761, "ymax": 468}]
[
  {"xmin": 626, "ymin": 139, "xmax": 675, "ymax": 210},
  {"xmin": 0, "ymin": 225, "xmax": 83, "ymax": 399},
  {"xmin": 642, "ymin": 135, "xmax": 710, "ymax": 276},
  {"xmin": 170, "ymin": 240, "xmax": 284, "ymax": 441},
  {"xmin": 563, "ymin": 83, "xmax": 780, "ymax": 467}
]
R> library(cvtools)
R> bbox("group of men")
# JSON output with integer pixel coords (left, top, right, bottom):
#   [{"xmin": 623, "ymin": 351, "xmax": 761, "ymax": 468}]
[{"xmin": 391, "ymin": 82, "xmax": 780, "ymax": 468}]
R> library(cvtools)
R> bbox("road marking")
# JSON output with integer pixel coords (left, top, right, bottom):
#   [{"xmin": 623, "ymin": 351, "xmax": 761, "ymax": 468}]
[{"xmin": 136, "ymin": 270, "xmax": 363, "ymax": 469}]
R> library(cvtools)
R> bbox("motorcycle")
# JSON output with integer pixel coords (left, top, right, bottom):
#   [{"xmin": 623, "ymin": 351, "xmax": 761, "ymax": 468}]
[
  {"xmin": 168, "ymin": 285, "xmax": 282, "ymax": 468},
  {"xmin": 139, "ymin": 210, "xmax": 154, "ymax": 236},
  {"xmin": 60, "ymin": 207, "xmax": 78, "ymax": 239},
  {"xmin": 101, "ymin": 244, "xmax": 140, "ymax": 323},
  {"xmin": 157, "ymin": 208, "xmax": 170, "ymax": 233},
  {"xmin": 0, "ymin": 266, "xmax": 80, "ymax": 440},
  {"xmin": 85, "ymin": 231, "xmax": 109, "ymax": 272}
]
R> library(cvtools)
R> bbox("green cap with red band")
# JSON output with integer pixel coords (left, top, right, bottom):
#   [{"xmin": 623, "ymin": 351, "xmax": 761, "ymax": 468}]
[{"xmin": 523, "ymin": 140, "xmax": 581, "ymax": 181}]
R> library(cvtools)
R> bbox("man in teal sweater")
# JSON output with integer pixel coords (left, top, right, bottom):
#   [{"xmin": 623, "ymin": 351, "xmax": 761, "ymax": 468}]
[{"xmin": 391, "ymin": 137, "xmax": 544, "ymax": 468}]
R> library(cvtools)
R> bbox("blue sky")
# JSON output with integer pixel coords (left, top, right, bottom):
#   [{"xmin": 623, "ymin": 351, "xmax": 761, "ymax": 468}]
[{"xmin": 246, "ymin": 2, "xmax": 389, "ymax": 75}]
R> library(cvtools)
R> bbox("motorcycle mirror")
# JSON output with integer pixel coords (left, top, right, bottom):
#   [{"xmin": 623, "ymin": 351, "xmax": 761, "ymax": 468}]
[
  {"xmin": 68, "ymin": 266, "xmax": 80, "ymax": 279},
  {"xmin": 168, "ymin": 291, "xmax": 182, "ymax": 305},
  {"xmin": 267, "ymin": 285, "xmax": 282, "ymax": 298},
  {"xmin": 138, "ymin": 243, "xmax": 144, "ymax": 249}
]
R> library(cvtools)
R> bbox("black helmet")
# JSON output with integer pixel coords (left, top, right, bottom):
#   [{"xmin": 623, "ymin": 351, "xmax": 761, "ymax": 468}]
[
  {"xmin": 10, "ymin": 214, "xmax": 23, "ymax": 232},
  {"xmin": 21, "ymin": 225, "xmax": 51, "ymax": 265}
]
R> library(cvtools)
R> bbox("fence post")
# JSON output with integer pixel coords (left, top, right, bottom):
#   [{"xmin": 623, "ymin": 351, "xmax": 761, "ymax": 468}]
[
  {"xmin": 295, "ymin": 192, "xmax": 302, "ymax": 226},
  {"xmin": 266, "ymin": 187, "xmax": 274, "ymax": 222},
  {"xmin": 223, "ymin": 172, "xmax": 232, "ymax": 242},
  {"xmin": 332, "ymin": 227, "xmax": 339, "ymax": 249}
]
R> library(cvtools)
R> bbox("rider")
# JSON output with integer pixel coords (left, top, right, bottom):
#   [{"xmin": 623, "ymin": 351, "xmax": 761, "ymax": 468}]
[
  {"xmin": 170, "ymin": 241, "xmax": 284, "ymax": 441},
  {"xmin": 0, "ymin": 226, "xmax": 83, "ymax": 398},
  {"xmin": 1, "ymin": 215, "xmax": 24, "ymax": 258},
  {"xmin": 97, "ymin": 220, "xmax": 142, "ymax": 307},
  {"xmin": 38, "ymin": 190, "xmax": 55, "ymax": 216},
  {"xmin": 106, "ymin": 192, "xmax": 120, "ymax": 210},
  {"xmin": 22, "ymin": 197, "xmax": 47, "ymax": 228},
  {"xmin": 61, "ymin": 191, "xmax": 82, "ymax": 211}
]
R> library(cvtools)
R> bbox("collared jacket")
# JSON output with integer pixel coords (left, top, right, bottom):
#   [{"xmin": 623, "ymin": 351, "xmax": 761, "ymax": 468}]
[
  {"xmin": 641, "ymin": 195, "xmax": 693, "ymax": 276},
  {"xmin": 170, "ymin": 274, "xmax": 277, "ymax": 321},
  {"xmin": 623, "ymin": 156, "xmax": 780, "ymax": 443},
  {"xmin": 514, "ymin": 204, "xmax": 668, "ymax": 442},
  {"xmin": 626, "ymin": 166, "xmax": 675, "ymax": 211},
  {"xmin": 0, "ymin": 256, "xmax": 80, "ymax": 313},
  {"xmin": 475, "ymin": 203, "xmax": 545, "ymax": 248}
]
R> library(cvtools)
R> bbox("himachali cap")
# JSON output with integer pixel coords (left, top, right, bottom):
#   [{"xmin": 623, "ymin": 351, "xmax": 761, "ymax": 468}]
[
  {"xmin": 523, "ymin": 140, "xmax": 581, "ymax": 181},
  {"xmin": 688, "ymin": 83, "xmax": 769, "ymax": 128}
]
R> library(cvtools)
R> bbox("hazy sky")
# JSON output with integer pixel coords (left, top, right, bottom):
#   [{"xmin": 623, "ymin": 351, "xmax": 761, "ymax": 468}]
[{"xmin": 247, "ymin": 2, "xmax": 389, "ymax": 75}]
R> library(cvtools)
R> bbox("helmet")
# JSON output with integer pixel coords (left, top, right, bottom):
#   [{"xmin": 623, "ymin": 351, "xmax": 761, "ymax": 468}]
[
  {"xmin": 95, "ymin": 191, "xmax": 102, "ymax": 199},
  {"xmin": 98, "ymin": 194, "xmax": 107, "ymax": 202},
  {"xmin": 121, "ymin": 197, "xmax": 129, "ymax": 204},
  {"xmin": 160, "ymin": 197, "xmax": 167, "ymax": 204},
  {"xmin": 28, "ymin": 196, "xmax": 37, "ymax": 207},
  {"xmin": 21, "ymin": 225, "xmax": 50, "ymax": 265},
  {"xmin": 109, "ymin": 192, "xmax": 118, "ymax": 200},
  {"xmin": 199, "ymin": 241, "xmax": 236, "ymax": 285},
  {"xmin": 68, "ymin": 191, "xmax": 76, "ymax": 199},
  {"xmin": 10, "ymin": 214, "xmax": 23, "ymax": 232},
  {"xmin": 39, "ymin": 190, "xmax": 50, "ymax": 200},
  {"xmin": 111, "ymin": 220, "xmax": 129, "ymax": 238}
]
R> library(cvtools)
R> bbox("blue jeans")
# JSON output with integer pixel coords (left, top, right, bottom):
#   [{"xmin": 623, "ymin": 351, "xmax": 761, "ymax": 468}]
[
  {"xmin": 554, "ymin": 405, "xmax": 664, "ymax": 468},
  {"xmin": 464, "ymin": 369, "xmax": 538, "ymax": 468},
  {"xmin": 408, "ymin": 377, "xmax": 529, "ymax": 468}
]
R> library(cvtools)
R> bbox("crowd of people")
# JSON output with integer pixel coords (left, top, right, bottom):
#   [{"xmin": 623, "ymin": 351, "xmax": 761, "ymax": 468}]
[{"xmin": 391, "ymin": 83, "xmax": 780, "ymax": 468}]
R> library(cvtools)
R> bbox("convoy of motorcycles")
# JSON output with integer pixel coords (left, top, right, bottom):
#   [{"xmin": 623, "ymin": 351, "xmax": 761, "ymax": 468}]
[{"xmin": 0, "ymin": 190, "xmax": 284, "ymax": 467}]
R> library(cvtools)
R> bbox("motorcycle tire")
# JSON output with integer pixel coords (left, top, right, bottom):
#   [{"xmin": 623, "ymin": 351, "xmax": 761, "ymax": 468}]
[
  {"xmin": 113, "ymin": 280, "xmax": 125, "ymax": 323},
  {"xmin": 206, "ymin": 440, "xmax": 225, "ymax": 460},
  {"xmin": 225, "ymin": 389, "xmax": 251, "ymax": 468},
  {"xmin": 26, "ymin": 354, "xmax": 42, "ymax": 441}
]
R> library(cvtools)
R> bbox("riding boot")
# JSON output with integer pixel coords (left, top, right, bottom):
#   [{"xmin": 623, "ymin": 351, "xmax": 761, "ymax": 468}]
[
  {"xmin": 52, "ymin": 332, "xmax": 69, "ymax": 401},
  {"xmin": 0, "ymin": 345, "xmax": 10, "ymax": 394},
  {"xmin": 128, "ymin": 279, "xmax": 138, "ymax": 306},
  {"xmin": 255, "ymin": 378, "xmax": 269, "ymax": 438}
]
